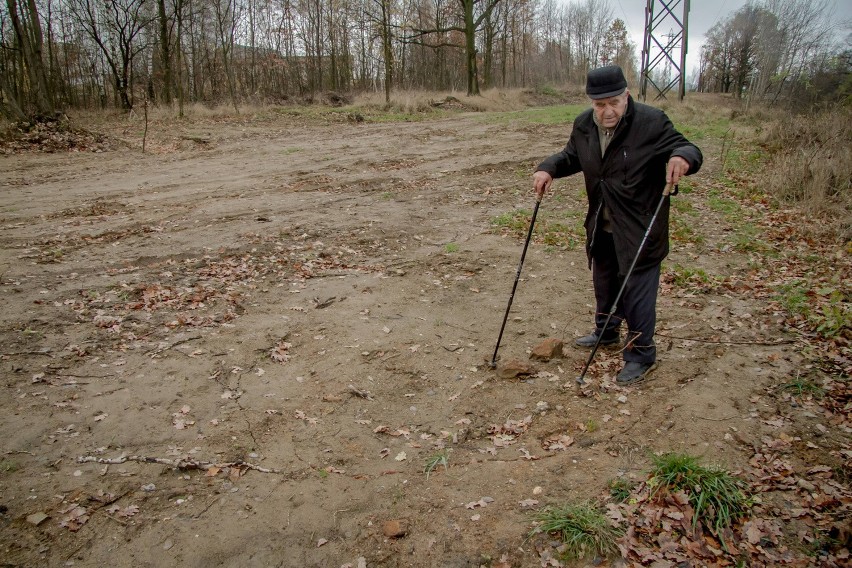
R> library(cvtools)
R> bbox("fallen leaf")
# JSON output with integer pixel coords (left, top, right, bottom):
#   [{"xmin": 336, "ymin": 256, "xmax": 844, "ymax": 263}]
[
  {"xmin": 108, "ymin": 504, "xmax": 139, "ymax": 518},
  {"xmin": 542, "ymin": 434, "xmax": 574, "ymax": 451},
  {"xmin": 271, "ymin": 341, "xmax": 292, "ymax": 363},
  {"xmin": 59, "ymin": 505, "xmax": 89, "ymax": 532}
]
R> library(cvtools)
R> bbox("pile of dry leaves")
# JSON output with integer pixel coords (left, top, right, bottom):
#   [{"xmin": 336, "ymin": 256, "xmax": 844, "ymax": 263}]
[{"xmin": 0, "ymin": 118, "xmax": 113, "ymax": 154}]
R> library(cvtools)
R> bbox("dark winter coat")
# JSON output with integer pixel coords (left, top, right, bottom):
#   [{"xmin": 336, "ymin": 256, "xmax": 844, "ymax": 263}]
[{"xmin": 536, "ymin": 96, "xmax": 703, "ymax": 275}]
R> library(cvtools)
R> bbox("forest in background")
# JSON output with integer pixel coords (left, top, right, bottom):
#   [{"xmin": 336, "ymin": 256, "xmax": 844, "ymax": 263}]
[{"xmin": 1, "ymin": 0, "xmax": 849, "ymax": 119}]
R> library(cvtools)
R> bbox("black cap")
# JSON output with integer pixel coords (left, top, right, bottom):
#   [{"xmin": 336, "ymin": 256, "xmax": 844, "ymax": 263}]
[{"xmin": 586, "ymin": 66, "xmax": 627, "ymax": 99}]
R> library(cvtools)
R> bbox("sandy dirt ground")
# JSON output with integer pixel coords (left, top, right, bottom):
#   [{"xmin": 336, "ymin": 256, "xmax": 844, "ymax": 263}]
[{"xmin": 0, "ymin": 103, "xmax": 846, "ymax": 567}]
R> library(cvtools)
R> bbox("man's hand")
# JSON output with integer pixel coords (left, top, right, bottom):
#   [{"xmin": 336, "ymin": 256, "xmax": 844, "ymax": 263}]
[
  {"xmin": 666, "ymin": 156, "xmax": 690, "ymax": 187},
  {"xmin": 532, "ymin": 171, "xmax": 553, "ymax": 201}
]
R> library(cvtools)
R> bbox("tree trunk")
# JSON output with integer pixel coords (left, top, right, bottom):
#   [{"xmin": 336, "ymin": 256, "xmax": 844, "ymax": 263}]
[
  {"xmin": 461, "ymin": 0, "xmax": 479, "ymax": 96},
  {"xmin": 0, "ymin": 74, "xmax": 29, "ymax": 121},
  {"xmin": 158, "ymin": 0, "xmax": 172, "ymax": 104},
  {"xmin": 175, "ymin": 0, "xmax": 184, "ymax": 116},
  {"xmin": 6, "ymin": 0, "xmax": 54, "ymax": 117},
  {"xmin": 379, "ymin": 0, "xmax": 393, "ymax": 103}
]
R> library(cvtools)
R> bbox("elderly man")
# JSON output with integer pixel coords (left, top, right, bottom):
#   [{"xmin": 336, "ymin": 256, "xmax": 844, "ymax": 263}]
[{"xmin": 533, "ymin": 65, "xmax": 702, "ymax": 385}]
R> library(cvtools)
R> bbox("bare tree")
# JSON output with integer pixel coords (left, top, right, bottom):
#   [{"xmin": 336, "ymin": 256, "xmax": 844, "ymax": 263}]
[
  {"xmin": 405, "ymin": 0, "xmax": 500, "ymax": 95},
  {"xmin": 699, "ymin": 0, "xmax": 841, "ymax": 105},
  {"xmin": 759, "ymin": 0, "xmax": 835, "ymax": 103},
  {"xmin": 3, "ymin": 0, "xmax": 54, "ymax": 118},
  {"xmin": 365, "ymin": 0, "xmax": 395, "ymax": 101},
  {"xmin": 69, "ymin": 0, "xmax": 153, "ymax": 110},
  {"xmin": 212, "ymin": 0, "xmax": 240, "ymax": 110},
  {"xmin": 570, "ymin": 0, "xmax": 611, "ymax": 77},
  {"xmin": 156, "ymin": 0, "xmax": 172, "ymax": 104}
]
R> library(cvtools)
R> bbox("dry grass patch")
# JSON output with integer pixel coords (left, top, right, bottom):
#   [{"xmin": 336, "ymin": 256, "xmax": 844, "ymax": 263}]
[{"xmin": 762, "ymin": 107, "xmax": 852, "ymax": 238}]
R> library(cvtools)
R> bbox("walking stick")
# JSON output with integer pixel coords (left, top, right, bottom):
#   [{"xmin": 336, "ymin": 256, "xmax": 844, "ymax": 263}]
[
  {"xmin": 576, "ymin": 186, "xmax": 672, "ymax": 384},
  {"xmin": 488, "ymin": 197, "xmax": 542, "ymax": 369}
]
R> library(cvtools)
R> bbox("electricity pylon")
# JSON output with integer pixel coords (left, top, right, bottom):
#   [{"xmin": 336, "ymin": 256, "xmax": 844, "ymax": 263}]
[{"xmin": 640, "ymin": 0, "xmax": 690, "ymax": 101}]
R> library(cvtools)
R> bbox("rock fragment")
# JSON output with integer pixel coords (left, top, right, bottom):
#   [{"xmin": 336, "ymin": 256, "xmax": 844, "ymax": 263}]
[
  {"xmin": 529, "ymin": 338, "xmax": 564, "ymax": 361},
  {"xmin": 496, "ymin": 359, "xmax": 534, "ymax": 379},
  {"xmin": 383, "ymin": 519, "xmax": 408, "ymax": 538}
]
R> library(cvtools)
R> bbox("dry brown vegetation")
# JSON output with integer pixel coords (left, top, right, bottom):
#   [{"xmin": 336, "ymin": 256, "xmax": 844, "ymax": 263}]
[{"xmin": 762, "ymin": 108, "xmax": 852, "ymax": 238}]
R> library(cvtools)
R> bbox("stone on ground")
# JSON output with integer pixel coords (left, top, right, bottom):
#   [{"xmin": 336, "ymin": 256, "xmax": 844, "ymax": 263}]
[
  {"xmin": 382, "ymin": 519, "xmax": 408, "ymax": 538},
  {"xmin": 496, "ymin": 359, "xmax": 534, "ymax": 379},
  {"xmin": 529, "ymin": 338, "xmax": 564, "ymax": 361}
]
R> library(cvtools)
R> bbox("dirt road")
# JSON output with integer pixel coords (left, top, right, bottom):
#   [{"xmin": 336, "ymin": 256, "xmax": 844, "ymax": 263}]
[{"xmin": 0, "ymin": 105, "xmax": 841, "ymax": 567}]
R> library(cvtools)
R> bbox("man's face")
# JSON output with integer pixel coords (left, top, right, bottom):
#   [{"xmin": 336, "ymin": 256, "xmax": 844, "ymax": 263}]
[{"xmin": 592, "ymin": 90, "xmax": 629, "ymax": 129}]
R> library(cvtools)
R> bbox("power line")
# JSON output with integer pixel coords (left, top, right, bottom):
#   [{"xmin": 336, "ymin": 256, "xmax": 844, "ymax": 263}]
[
  {"xmin": 713, "ymin": 0, "xmax": 731, "ymax": 25},
  {"xmin": 614, "ymin": 0, "xmax": 632, "ymax": 26}
]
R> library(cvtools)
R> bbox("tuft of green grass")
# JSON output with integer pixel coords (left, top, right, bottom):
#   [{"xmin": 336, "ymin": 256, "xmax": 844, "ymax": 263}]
[
  {"xmin": 607, "ymin": 478, "xmax": 633, "ymax": 503},
  {"xmin": 773, "ymin": 279, "xmax": 851, "ymax": 339},
  {"xmin": 707, "ymin": 191, "xmax": 742, "ymax": 218},
  {"xmin": 444, "ymin": 243, "xmax": 460, "ymax": 253},
  {"xmin": 424, "ymin": 450, "xmax": 449, "ymax": 479},
  {"xmin": 674, "ymin": 178, "xmax": 694, "ymax": 194},
  {"xmin": 482, "ymin": 104, "xmax": 587, "ymax": 126},
  {"xmin": 671, "ymin": 196, "xmax": 696, "ymax": 215},
  {"xmin": 779, "ymin": 373, "xmax": 825, "ymax": 398},
  {"xmin": 648, "ymin": 453, "xmax": 750, "ymax": 541},
  {"xmin": 530, "ymin": 502, "xmax": 623, "ymax": 561},
  {"xmin": 491, "ymin": 209, "xmax": 582, "ymax": 251},
  {"xmin": 666, "ymin": 264, "xmax": 711, "ymax": 287},
  {"xmin": 535, "ymin": 84, "xmax": 562, "ymax": 97},
  {"xmin": 730, "ymin": 222, "xmax": 773, "ymax": 254},
  {"xmin": 672, "ymin": 116, "xmax": 733, "ymax": 141},
  {"xmin": 799, "ymin": 529, "xmax": 842, "ymax": 558},
  {"xmin": 670, "ymin": 214, "xmax": 705, "ymax": 245},
  {"xmin": 492, "ymin": 209, "xmax": 532, "ymax": 233},
  {"xmin": 774, "ymin": 280, "xmax": 809, "ymax": 314}
]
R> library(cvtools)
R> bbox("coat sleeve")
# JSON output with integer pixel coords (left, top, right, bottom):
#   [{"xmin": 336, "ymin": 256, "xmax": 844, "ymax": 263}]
[
  {"xmin": 655, "ymin": 114, "xmax": 703, "ymax": 175},
  {"xmin": 535, "ymin": 128, "xmax": 583, "ymax": 179}
]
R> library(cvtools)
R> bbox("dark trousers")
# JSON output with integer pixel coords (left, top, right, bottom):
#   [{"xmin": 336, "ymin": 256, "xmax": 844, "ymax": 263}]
[{"xmin": 591, "ymin": 231, "xmax": 660, "ymax": 364}]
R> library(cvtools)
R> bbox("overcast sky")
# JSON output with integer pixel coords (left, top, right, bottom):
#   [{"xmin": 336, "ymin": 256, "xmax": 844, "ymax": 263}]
[{"xmin": 609, "ymin": 0, "xmax": 852, "ymax": 78}]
